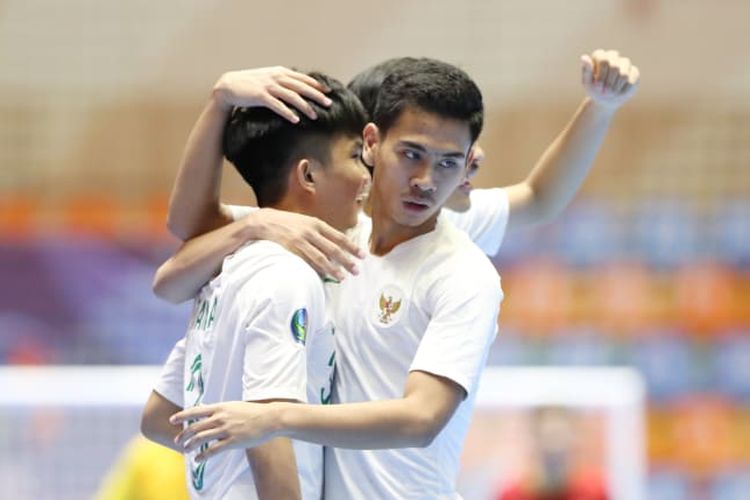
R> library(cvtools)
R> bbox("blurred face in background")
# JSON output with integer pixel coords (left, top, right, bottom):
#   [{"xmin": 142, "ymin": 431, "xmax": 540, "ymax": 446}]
[{"xmin": 444, "ymin": 143, "xmax": 484, "ymax": 213}]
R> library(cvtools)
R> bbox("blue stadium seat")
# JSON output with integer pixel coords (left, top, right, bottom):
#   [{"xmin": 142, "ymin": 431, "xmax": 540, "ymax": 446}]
[
  {"xmin": 552, "ymin": 200, "xmax": 622, "ymax": 267},
  {"xmin": 712, "ymin": 331, "xmax": 750, "ymax": 402},
  {"xmin": 713, "ymin": 200, "xmax": 750, "ymax": 266},
  {"xmin": 629, "ymin": 333, "xmax": 694, "ymax": 401},
  {"xmin": 710, "ymin": 470, "xmax": 750, "ymax": 500},
  {"xmin": 631, "ymin": 199, "xmax": 702, "ymax": 268},
  {"xmin": 647, "ymin": 469, "xmax": 691, "ymax": 500},
  {"xmin": 546, "ymin": 327, "xmax": 615, "ymax": 365}
]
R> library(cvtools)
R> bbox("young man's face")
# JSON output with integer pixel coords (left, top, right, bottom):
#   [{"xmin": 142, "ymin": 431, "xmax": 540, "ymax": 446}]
[
  {"xmin": 366, "ymin": 106, "xmax": 473, "ymax": 230},
  {"xmin": 444, "ymin": 143, "xmax": 484, "ymax": 213},
  {"xmin": 312, "ymin": 134, "xmax": 370, "ymax": 232}
]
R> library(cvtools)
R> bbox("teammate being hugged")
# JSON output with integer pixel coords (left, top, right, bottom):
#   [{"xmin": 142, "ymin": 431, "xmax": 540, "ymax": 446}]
[{"xmin": 140, "ymin": 71, "xmax": 369, "ymax": 500}]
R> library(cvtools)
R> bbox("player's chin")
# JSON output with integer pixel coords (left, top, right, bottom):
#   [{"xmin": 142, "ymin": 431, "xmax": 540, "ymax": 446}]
[
  {"xmin": 396, "ymin": 206, "xmax": 439, "ymax": 227},
  {"xmin": 337, "ymin": 210, "xmax": 360, "ymax": 232}
]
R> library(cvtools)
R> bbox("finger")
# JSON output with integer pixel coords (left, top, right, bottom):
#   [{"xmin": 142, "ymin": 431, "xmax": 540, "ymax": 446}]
[
  {"xmin": 262, "ymin": 94, "xmax": 300, "ymax": 123},
  {"xmin": 604, "ymin": 50, "xmax": 622, "ymax": 89},
  {"xmin": 176, "ymin": 414, "xmax": 223, "ymax": 443},
  {"xmin": 580, "ymin": 55, "xmax": 594, "ymax": 87},
  {"xmin": 195, "ymin": 439, "xmax": 230, "ymax": 462},
  {"xmin": 280, "ymin": 76, "xmax": 333, "ymax": 107},
  {"xmin": 613, "ymin": 58, "xmax": 631, "ymax": 93},
  {"xmin": 281, "ymin": 68, "xmax": 331, "ymax": 93},
  {"xmin": 596, "ymin": 58, "xmax": 611, "ymax": 89},
  {"xmin": 170, "ymin": 405, "xmax": 216, "ymax": 425},
  {"xmin": 605, "ymin": 61, "xmax": 621, "ymax": 90},
  {"xmin": 614, "ymin": 74, "xmax": 629, "ymax": 94},
  {"xmin": 617, "ymin": 57, "xmax": 631, "ymax": 76},
  {"xmin": 184, "ymin": 427, "xmax": 229, "ymax": 452},
  {"xmin": 590, "ymin": 49, "xmax": 607, "ymax": 85},
  {"xmin": 309, "ymin": 233, "xmax": 359, "ymax": 275},
  {"xmin": 270, "ymin": 85, "xmax": 318, "ymax": 120},
  {"xmin": 628, "ymin": 65, "xmax": 641, "ymax": 86},
  {"xmin": 297, "ymin": 242, "xmax": 346, "ymax": 281},
  {"xmin": 316, "ymin": 223, "xmax": 366, "ymax": 259}
]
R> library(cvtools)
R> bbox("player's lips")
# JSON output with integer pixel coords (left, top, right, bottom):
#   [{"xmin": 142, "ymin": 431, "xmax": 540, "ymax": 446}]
[{"xmin": 402, "ymin": 198, "xmax": 432, "ymax": 211}]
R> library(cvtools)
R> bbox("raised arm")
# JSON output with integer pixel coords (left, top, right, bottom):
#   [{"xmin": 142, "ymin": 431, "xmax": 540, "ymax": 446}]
[
  {"xmin": 504, "ymin": 49, "xmax": 640, "ymax": 231},
  {"xmin": 166, "ymin": 67, "xmax": 332, "ymax": 240},
  {"xmin": 157, "ymin": 67, "xmax": 366, "ymax": 302},
  {"xmin": 171, "ymin": 370, "xmax": 464, "ymax": 460}
]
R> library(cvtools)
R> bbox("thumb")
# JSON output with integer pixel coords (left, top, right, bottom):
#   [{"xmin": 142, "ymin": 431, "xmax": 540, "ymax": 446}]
[{"xmin": 580, "ymin": 54, "xmax": 594, "ymax": 87}]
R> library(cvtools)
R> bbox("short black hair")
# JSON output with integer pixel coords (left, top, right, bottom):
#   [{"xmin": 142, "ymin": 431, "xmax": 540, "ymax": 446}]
[
  {"xmin": 372, "ymin": 58, "xmax": 483, "ymax": 142},
  {"xmin": 347, "ymin": 57, "xmax": 417, "ymax": 120},
  {"xmin": 223, "ymin": 72, "xmax": 367, "ymax": 206}
]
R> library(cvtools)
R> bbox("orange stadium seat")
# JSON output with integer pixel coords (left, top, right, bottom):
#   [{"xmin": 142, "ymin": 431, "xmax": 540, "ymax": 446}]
[
  {"xmin": 0, "ymin": 195, "xmax": 34, "ymax": 238},
  {"xmin": 499, "ymin": 258, "xmax": 573, "ymax": 336},
  {"xmin": 673, "ymin": 262, "xmax": 738, "ymax": 337},
  {"xmin": 63, "ymin": 197, "xmax": 120, "ymax": 238}
]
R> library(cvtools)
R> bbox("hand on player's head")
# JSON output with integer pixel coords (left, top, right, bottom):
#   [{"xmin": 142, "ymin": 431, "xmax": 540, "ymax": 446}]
[
  {"xmin": 581, "ymin": 49, "xmax": 640, "ymax": 110},
  {"xmin": 214, "ymin": 67, "xmax": 333, "ymax": 122}
]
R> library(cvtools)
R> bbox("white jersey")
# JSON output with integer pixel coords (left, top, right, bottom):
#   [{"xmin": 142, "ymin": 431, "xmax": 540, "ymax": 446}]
[
  {"xmin": 441, "ymin": 187, "xmax": 509, "ymax": 256},
  {"xmin": 323, "ymin": 214, "xmax": 504, "ymax": 499},
  {"xmin": 155, "ymin": 240, "xmax": 335, "ymax": 500}
]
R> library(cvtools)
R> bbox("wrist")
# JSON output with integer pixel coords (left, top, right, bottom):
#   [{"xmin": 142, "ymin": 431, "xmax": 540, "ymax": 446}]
[
  {"xmin": 210, "ymin": 75, "xmax": 234, "ymax": 113},
  {"xmin": 242, "ymin": 209, "xmax": 268, "ymax": 241},
  {"xmin": 268, "ymin": 402, "xmax": 294, "ymax": 439},
  {"xmin": 582, "ymin": 97, "xmax": 618, "ymax": 120}
]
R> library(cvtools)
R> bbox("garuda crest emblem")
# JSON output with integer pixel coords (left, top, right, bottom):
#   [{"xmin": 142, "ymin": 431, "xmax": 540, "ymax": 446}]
[{"xmin": 378, "ymin": 291, "xmax": 403, "ymax": 325}]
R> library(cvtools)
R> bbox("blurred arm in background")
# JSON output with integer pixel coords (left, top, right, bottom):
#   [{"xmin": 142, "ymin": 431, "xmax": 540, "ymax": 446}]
[{"xmin": 502, "ymin": 49, "xmax": 640, "ymax": 232}]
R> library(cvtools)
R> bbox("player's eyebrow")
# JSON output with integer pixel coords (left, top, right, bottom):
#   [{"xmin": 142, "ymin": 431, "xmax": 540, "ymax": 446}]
[{"xmin": 399, "ymin": 140, "xmax": 466, "ymax": 159}]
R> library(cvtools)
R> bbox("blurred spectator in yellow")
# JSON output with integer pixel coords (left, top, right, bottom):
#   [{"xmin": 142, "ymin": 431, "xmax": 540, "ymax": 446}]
[{"xmin": 94, "ymin": 435, "xmax": 188, "ymax": 500}]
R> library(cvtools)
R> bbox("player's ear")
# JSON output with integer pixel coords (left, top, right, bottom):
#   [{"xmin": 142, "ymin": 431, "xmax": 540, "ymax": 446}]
[
  {"xmin": 362, "ymin": 123, "xmax": 380, "ymax": 168},
  {"xmin": 294, "ymin": 158, "xmax": 317, "ymax": 194}
]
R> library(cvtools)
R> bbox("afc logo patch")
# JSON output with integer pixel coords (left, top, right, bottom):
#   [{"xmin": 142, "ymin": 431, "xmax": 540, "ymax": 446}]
[{"xmin": 290, "ymin": 308, "xmax": 308, "ymax": 345}]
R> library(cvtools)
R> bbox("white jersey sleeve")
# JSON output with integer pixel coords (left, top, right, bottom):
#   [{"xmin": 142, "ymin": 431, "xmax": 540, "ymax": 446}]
[
  {"xmin": 238, "ymin": 264, "xmax": 324, "ymax": 403},
  {"xmin": 154, "ymin": 338, "xmax": 186, "ymax": 407},
  {"xmin": 226, "ymin": 204, "xmax": 258, "ymax": 221},
  {"xmin": 442, "ymin": 188, "xmax": 509, "ymax": 256},
  {"xmin": 408, "ymin": 261, "xmax": 503, "ymax": 396}
]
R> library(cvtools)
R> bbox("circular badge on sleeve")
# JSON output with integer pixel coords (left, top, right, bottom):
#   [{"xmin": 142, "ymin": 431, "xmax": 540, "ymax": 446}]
[{"xmin": 291, "ymin": 308, "xmax": 308, "ymax": 345}]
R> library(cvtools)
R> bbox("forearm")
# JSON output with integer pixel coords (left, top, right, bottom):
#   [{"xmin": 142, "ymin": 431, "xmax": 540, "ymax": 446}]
[
  {"xmin": 509, "ymin": 97, "xmax": 616, "ymax": 228},
  {"xmin": 153, "ymin": 215, "xmax": 259, "ymax": 303},
  {"xmin": 167, "ymin": 89, "xmax": 233, "ymax": 241},
  {"xmin": 141, "ymin": 391, "xmax": 183, "ymax": 452},
  {"xmin": 273, "ymin": 398, "xmax": 443, "ymax": 449},
  {"xmin": 246, "ymin": 437, "xmax": 301, "ymax": 500}
]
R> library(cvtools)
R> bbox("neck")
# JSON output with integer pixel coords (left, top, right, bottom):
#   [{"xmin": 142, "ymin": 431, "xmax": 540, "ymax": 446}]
[
  {"xmin": 369, "ymin": 196, "xmax": 439, "ymax": 256},
  {"xmin": 270, "ymin": 197, "xmax": 308, "ymax": 218}
]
